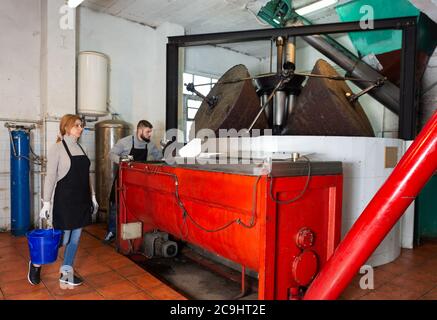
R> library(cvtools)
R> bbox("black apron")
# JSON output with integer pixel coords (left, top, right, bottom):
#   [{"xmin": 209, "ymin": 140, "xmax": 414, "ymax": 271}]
[
  {"xmin": 109, "ymin": 136, "xmax": 148, "ymax": 204},
  {"xmin": 53, "ymin": 140, "xmax": 92, "ymax": 230}
]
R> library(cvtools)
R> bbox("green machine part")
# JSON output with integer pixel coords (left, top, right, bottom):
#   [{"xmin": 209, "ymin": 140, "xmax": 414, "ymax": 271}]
[
  {"xmin": 336, "ymin": 0, "xmax": 435, "ymax": 57},
  {"xmin": 257, "ymin": 0, "xmax": 297, "ymax": 28},
  {"xmin": 259, "ymin": 0, "xmax": 435, "ymax": 57}
]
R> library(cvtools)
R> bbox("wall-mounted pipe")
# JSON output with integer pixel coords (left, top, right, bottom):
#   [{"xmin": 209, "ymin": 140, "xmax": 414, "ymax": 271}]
[
  {"xmin": 0, "ymin": 118, "xmax": 42, "ymax": 124},
  {"xmin": 304, "ymin": 110, "xmax": 437, "ymax": 300}
]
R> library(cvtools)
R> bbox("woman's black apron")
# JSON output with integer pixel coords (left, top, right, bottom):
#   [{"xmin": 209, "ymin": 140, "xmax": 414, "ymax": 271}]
[
  {"xmin": 53, "ymin": 140, "xmax": 93, "ymax": 230},
  {"xmin": 109, "ymin": 136, "xmax": 148, "ymax": 204}
]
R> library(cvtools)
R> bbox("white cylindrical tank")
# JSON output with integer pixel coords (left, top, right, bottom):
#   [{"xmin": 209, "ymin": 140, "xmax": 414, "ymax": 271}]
[{"xmin": 77, "ymin": 51, "xmax": 109, "ymax": 116}]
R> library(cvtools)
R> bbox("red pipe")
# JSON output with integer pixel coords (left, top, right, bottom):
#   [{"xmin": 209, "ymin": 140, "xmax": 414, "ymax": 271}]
[{"xmin": 304, "ymin": 111, "xmax": 437, "ymax": 300}]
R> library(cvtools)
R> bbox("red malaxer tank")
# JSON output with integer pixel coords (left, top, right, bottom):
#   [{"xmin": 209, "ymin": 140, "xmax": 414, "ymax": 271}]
[{"xmin": 117, "ymin": 159, "xmax": 343, "ymax": 300}]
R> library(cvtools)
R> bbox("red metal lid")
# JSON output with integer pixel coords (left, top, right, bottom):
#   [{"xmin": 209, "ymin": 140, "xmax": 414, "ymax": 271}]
[{"xmin": 292, "ymin": 250, "xmax": 319, "ymax": 286}]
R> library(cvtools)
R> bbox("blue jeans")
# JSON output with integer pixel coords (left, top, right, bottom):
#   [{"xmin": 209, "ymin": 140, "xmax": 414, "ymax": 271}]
[
  {"xmin": 60, "ymin": 228, "xmax": 82, "ymax": 274},
  {"xmin": 108, "ymin": 201, "xmax": 117, "ymax": 235}
]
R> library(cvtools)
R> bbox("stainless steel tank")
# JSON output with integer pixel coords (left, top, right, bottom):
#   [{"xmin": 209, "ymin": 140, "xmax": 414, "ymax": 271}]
[{"xmin": 95, "ymin": 119, "xmax": 131, "ymax": 222}]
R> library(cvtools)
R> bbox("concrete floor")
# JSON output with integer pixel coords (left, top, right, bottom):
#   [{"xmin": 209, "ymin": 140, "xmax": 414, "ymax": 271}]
[{"xmin": 2, "ymin": 223, "xmax": 437, "ymax": 300}]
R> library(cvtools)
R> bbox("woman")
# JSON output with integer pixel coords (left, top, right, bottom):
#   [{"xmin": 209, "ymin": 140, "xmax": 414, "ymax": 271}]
[{"xmin": 27, "ymin": 114, "xmax": 99, "ymax": 287}]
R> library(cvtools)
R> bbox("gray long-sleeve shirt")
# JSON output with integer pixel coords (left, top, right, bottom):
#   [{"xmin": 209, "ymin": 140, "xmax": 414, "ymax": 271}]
[
  {"xmin": 43, "ymin": 135, "xmax": 95, "ymax": 202},
  {"xmin": 109, "ymin": 134, "xmax": 163, "ymax": 164}
]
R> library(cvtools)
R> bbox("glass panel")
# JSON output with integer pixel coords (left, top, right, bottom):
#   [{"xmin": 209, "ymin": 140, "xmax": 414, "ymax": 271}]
[
  {"xmin": 188, "ymin": 108, "xmax": 198, "ymax": 119},
  {"xmin": 186, "ymin": 121, "xmax": 193, "ymax": 138},
  {"xmin": 187, "ymin": 99, "xmax": 201, "ymax": 109},
  {"xmin": 194, "ymin": 75, "xmax": 211, "ymax": 96},
  {"xmin": 183, "ymin": 73, "xmax": 193, "ymax": 95}
]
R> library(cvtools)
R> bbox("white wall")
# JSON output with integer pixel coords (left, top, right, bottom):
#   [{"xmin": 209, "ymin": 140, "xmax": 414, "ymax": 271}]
[
  {"xmin": 0, "ymin": 0, "xmax": 41, "ymax": 120},
  {"xmin": 0, "ymin": 0, "xmax": 42, "ymax": 231},
  {"xmin": 0, "ymin": 0, "xmax": 86, "ymax": 231},
  {"xmin": 0, "ymin": 2, "xmax": 187, "ymax": 231},
  {"xmin": 41, "ymin": 0, "xmax": 76, "ymax": 118},
  {"xmin": 78, "ymin": 7, "xmax": 184, "ymax": 145},
  {"xmin": 185, "ymin": 46, "xmax": 263, "ymax": 78}
]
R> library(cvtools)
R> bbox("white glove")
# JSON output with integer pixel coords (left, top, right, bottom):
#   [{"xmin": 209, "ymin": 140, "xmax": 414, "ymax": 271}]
[
  {"xmin": 40, "ymin": 201, "xmax": 51, "ymax": 219},
  {"xmin": 92, "ymin": 195, "xmax": 99, "ymax": 215}
]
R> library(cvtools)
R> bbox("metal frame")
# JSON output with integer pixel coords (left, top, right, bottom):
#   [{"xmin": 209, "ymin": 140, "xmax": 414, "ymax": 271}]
[{"xmin": 167, "ymin": 16, "xmax": 418, "ymax": 139}]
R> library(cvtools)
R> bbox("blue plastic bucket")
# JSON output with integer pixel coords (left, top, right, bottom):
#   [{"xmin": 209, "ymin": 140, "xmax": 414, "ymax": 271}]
[{"xmin": 26, "ymin": 229, "xmax": 62, "ymax": 265}]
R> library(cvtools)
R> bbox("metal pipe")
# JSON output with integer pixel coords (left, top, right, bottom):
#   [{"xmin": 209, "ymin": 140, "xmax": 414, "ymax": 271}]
[
  {"xmin": 261, "ymin": 93, "xmax": 272, "ymax": 124},
  {"xmin": 273, "ymin": 90, "xmax": 287, "ymax": 127},
  {"xmin": 304, "ymin": 110, "xmax": 437, "ymax": 300},
  {"xmin": 289, "ymin": 20, "xmax": 400, "ymax": 114},
  {"xmin": 287, "ymin": 94, "xmax": 297, "ymax": 119},
  {"xmin": 276, "ymin": 36, "xmax": 284, "ymax": 73},
  {"xmin": 286, "ymin": 37, "xmax": 296, "ymax": 65}
]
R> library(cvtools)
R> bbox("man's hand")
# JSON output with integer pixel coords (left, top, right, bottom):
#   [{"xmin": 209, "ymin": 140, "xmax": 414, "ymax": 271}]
[
  {"xmin": 92, "ymin": 195, "xmax": 99, "ymax": 215},
  {"xmin": 120, "ymin": 155, "xmax": 133, "ymax": 162}
]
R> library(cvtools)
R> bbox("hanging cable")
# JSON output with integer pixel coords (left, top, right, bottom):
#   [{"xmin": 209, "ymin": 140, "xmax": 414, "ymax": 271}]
[
  {"xmin": 188, "ymin": 71, "xmax": 380, "ymax": 89},
  {"xmin": 269, "ymin": 155, "xmax": 312, "ymax": 204},
  {"xmin": 124, "ymin": 166, "xmax": 263, "ymax": 237},
  {"xmin": 6, "ymin": 127, "xmax": 43, "ymax": 166},
  {"xmin": 147, "ymin": 167, "xmax": 262, "ymax": 232}
]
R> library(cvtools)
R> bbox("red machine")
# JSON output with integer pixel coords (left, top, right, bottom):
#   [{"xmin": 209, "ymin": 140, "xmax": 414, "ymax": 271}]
[{"xmin": 117, "ymin": 160, "xmax": 343, "ymax": 300}]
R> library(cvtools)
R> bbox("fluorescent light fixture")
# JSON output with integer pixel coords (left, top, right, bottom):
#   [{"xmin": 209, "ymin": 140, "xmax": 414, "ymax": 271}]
[
  {"xmin": 67, "ymin": 0, "xmax": 85, "ymax": 8},
  {"xmin": 295, "ymin": 0, "xmax": 338, "ymax": 16}
]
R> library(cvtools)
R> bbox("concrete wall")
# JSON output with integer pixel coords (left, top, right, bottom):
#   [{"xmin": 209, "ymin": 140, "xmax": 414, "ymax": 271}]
[
  {"xmin": 0, "ymin": 0, "xmax": 42, "ymax": 230},
  {"xmin": 0, "ymin": 0, "xmax": 41, "ymax": 120}
]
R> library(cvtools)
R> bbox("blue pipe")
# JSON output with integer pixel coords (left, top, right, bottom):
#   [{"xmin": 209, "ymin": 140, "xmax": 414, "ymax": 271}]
[{"xmin": 10, "ymin": 129, "xmax": 30, "ymax": 236}]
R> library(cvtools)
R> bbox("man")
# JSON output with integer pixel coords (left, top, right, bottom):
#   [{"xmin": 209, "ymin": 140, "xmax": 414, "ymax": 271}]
[{"xmin": 103, "ymin": 120, "xmax": 163, "ymax": 243}]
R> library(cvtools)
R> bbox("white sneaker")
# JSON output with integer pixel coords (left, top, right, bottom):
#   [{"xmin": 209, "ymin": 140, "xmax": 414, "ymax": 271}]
[
  {"xmin": 59, "ymin": 272, "xmax": 83, "ymax": 288},
  {"xmin": 103, "ymin": 231, "xmax": 115, "ymax": 244}
]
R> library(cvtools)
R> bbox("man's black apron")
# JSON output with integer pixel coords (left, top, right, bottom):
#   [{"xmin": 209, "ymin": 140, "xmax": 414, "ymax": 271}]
[
  {"xmin": 53, "ymin": 140, "xmax": 93, "ymax": 230},
  {"xmin": 109, "ymin": 136, "xmax": 148, "ymax": 204}
]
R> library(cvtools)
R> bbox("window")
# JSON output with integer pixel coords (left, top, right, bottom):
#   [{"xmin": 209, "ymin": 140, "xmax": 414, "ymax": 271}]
[{"xmin": 183, "ymin": 72, "xmax": 218, "ymax": 141}]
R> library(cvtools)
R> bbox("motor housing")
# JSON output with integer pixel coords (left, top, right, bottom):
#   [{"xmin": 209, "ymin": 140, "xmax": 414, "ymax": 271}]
[{"xmin": 143, "ymin": 231, "xmax": 178, "ymax": 258}]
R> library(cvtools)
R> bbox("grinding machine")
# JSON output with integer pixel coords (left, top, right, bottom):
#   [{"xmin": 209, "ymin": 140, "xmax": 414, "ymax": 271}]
[
  {"xmin": 116, "ymin": 56, "xmax": 348, "ymax": 299},
  {"xmin": 114, "ymin": 3, "xmax": 435, "ymax": 300}
]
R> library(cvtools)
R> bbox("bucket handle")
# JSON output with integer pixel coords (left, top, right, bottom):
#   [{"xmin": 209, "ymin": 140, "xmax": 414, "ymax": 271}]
[
  {"xmin": 39, "ymin": 217, "xmax": 54, "ymax": 231},
  {"xmin": 38, "ymin": 217, "xmax": 59, "ymax": 242}
]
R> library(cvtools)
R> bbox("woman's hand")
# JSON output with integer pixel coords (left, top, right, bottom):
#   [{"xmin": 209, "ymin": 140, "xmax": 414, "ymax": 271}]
[
  {"xmin": 40, "ymin": 201, "xmax": 51, "ymax": 219},
  {"xmin": 92, "ymin": 195, "xmax": 99, "ymax": 215}
]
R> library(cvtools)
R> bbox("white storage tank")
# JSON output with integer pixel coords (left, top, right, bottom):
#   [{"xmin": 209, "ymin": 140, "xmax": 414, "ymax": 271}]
[{"xmin": 77, "ymin": 51, "xmax": 109, "ymax": 116}]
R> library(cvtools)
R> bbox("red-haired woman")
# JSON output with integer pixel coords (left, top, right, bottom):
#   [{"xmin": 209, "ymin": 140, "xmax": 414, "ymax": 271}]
[{"xmin": 27, "ymin": 114, "xmax": 98, "ymax": 287}]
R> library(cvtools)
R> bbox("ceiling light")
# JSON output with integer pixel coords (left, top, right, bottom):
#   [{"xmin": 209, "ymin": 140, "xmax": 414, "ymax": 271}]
[
  {"xmin": 295, "ymin": 0, "xmax": 338, "ymax": 16},
  {"xmin": 67, "ymin": 0, "xmax": 85, "ymax": 8}
]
